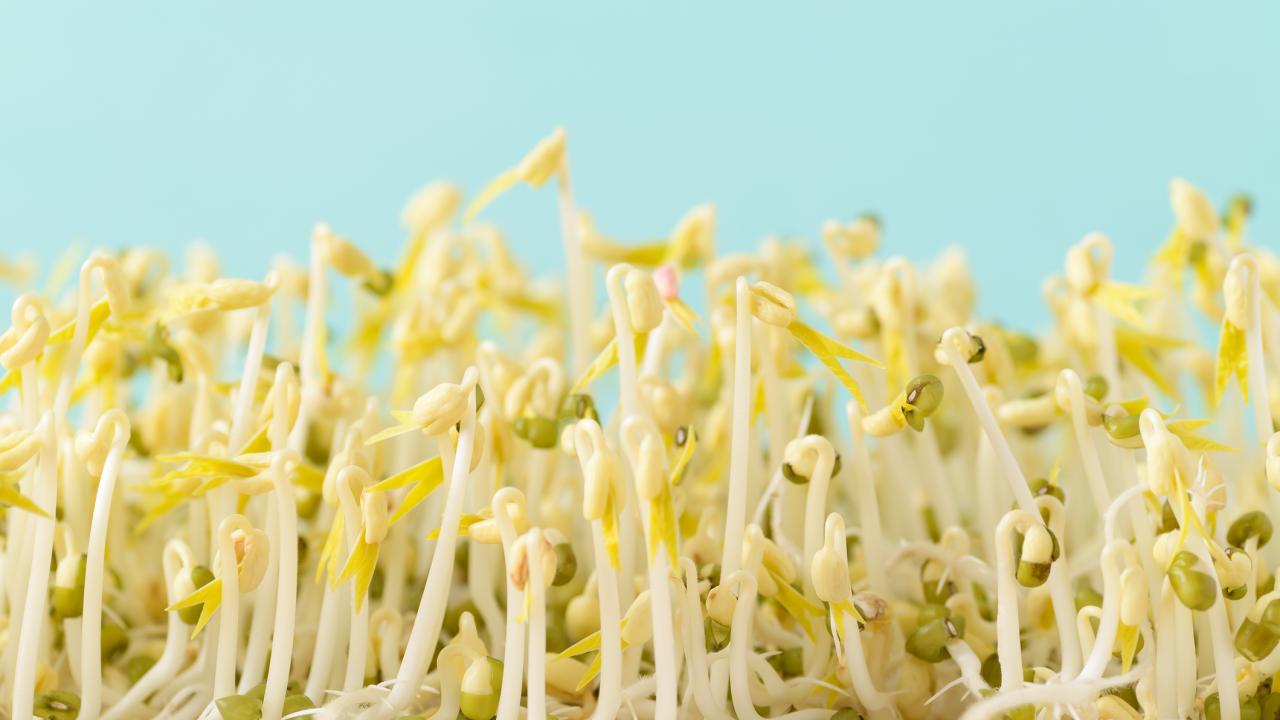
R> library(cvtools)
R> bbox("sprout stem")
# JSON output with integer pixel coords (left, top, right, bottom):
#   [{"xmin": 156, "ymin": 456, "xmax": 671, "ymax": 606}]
[
  {"xmin": 103, "ymin": 542, "xmax": 194, "ymax": 720},
  {"xmin": 526, "ymin": 528, "xmax": 549, "ymax": 720},
  {"xmin": 491, "ymin": 487, "xmax": 527, "ymax": 720},
  {"xmin": 10, "ymin": 414, "xmax": 56, "ymax": 720},
  {"xmin": 845, "ymin": 400, "xmax": 887, "ymax": 596},
  {"xmin": 722, "ymin": 278, "xmax": 753, "ymax": 580},
  {"xmin": 556, "ymin": 155, "xmax": 592, "ymax": 377},
  {"xmin": 386, "ymin": 367, "xmax": 479, "ymax": 714},
  {"xmin": 79, "ymin": 411, "xmax": 130, "ymax": 720}
]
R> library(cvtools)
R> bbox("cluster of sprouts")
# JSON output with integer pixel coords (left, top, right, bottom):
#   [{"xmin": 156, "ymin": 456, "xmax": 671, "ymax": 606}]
[{"xmin": 1, "ymin": 130, "xmax": 1279, "ymax": 720}]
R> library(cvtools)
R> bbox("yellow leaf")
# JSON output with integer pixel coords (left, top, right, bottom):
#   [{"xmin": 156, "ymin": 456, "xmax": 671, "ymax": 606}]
[
  {"xmin": 787, "ymin": 320, "xmax": 879, "ymax": 412},
  {"xmin": 1153, "ymin": 228, "xmax": 1192, "ymax": 282},
  {"xmin": 426, "ymin": 513, "xmax": 482, "ymax": 540},
  {"xmin": 576, "ymin": 652, "xmax": 604, "ymax": 693},
  {"xmin": 570, "ymin": 338, "xmax": 619, "ymax": 396},
  {"xmin": 1116, "ymin": 329, "xmax": 1178, "ymax": 399},
  {"xmin": 0, "ymin": 485, "xmax": 48, "ymax": 517},
  {"xmin": 167, "ymin": 576, "xmax": 223, "ymax": 639},
  {"xmin": 664, "ymin": 297, "xmax": 701, "ymax": 334},
  {"xmin": 191, "ymin": 475, "xmax": 235, "ymax": 497},
  {"xmin": 1214, "ymin": 318, "xmax": 1249, "ymax": 406},
  {"xmin": 488, "ymin": 289, "xmax": 562, "ymax": 322},
  {"xmin": 336, "ymin": 534, "xmax": 381, "ymax": 611},
  {"xmin": 752, "ymin": 375, "xmax": 767, "ymax": 423},
  {"xmin": 1117, "ymin": 623, "xmax": 1140, "ymax": 673},
  {"xmin": 47, "ymin": 298, "xmax": 112, "ymax": 346},
  {"xmin": 0, "ymin": 368, "xmax": 19, "ymax": 397},
  {"xmin": 370, "ymin": 455, "xmax": 442, "ymax": 494},
  {"xmin": 769, "ymin": 568, "xmax": 823, "ymax": 642},
  {"xmin": 647, "ymin": 486, "xmax": 679, "ymax": 570},
  {"xmin": 364, "ymin": 422, "xmax": 421, "ymax": 447},
  {"xmin": 1093, "ymin": 282, "xmax": 1152, "ymax": 329},
  {"xmin": 377, "ymin": 456, "xmax": 446, "ymax": 527},
  {"xmin": 317, "ymin": 511, "xmax": 345, "ymax": 585},
  {"xmin": 574, "ymin": 632, "xmax": 633, "ymax": 692},
  {"xmin": 829, "ymin": 599, "xmax": 866, "ymax": 643},
  {"xmin": 601, "ymin": 497, "xmax": 621, "ymax": 570},
  {"xmin": 1167, "ymin": 419, "xmax": 1238, "ymax": 453},
  {"xmin": 135, "ymin": 492, "xmax": 187, "ymax": 533},
  {"xmin": 668, "ymin": 428, "xmax": 697, "ymax": 486},
  {"xmin": 157, "ymin": 455, "xmax": 260, "ymax": 478},
  {"xmin": 294, "ymin": 463, "xmax": 325, "ymax": 493},
  {"xmin": 238, "ymin": 423, "xmax": 271, "ymax": 455},
  {"xmin": 1119, "ymin": 396, "xmax": 1150, "ymax": 416},
  {"xmin": 556, "ymin": 630, "xmax": 602, "ymax": 661}
]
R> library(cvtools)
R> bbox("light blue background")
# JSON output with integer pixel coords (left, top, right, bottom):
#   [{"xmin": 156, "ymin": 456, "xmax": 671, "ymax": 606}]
[{"xmin": 3, "ymin": 2, "xmax": 1277, "ymax": 330}]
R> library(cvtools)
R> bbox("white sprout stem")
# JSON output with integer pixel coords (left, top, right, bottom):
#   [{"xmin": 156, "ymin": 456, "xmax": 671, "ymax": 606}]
[
  {"xmin": 760, "ymin": 324, "xmax": 797, "ymax": 540},
  {"xmin": 725, "ymin": 571, "xmax": 833, "ymax": 720},
  {"xmin": 380, "ymin": 531, "xmax": 410, "ymax": 642},
  {"xmin": 619, "ymin": 416, "xmax": 679, "ymax": 715},
  {"xmin": 1174, "ymin": 600, "xmax": 1195, "ymax": 717},
  {"xmin": 993, "ymin": 511, "xmax": 1032, "ymax": 693},
  {"xmin": 289, "ymin": 231, "xmax": 327, "ymax": 458},
  {"xmin": 304, "ymin": 561, "xmax": 343, "ymax": 703},
  {"xmin": 974, "ymin": 429, "xmax": 1001, "ymax": 562},
  {"xmin": 386, "ymin": 367, "xmax": 478, "ymax": 713},
  {"xmin": 525, "ymin": 449, "xmax": 551, "ymax": 525},
  {"xmin": 103, "ymin": 543, "xmax": 192, "ymax": 720},
  {"xmin": 840, "ymin": 612, "xmax": 892, "ymax": 711},
  {"xmin": 238, "ymin": 499, "xmax": 277, "ymax": 692},
  {"xmin": 1060, "ymin": 369, "xmax": 1112, "ymax": 520},
  {"xmin": 639, "ymin": 312, "xmax": 669, "ymax": 378},
  {"xmin": 957, "ymin": 627, "xmax": 1151, "ymax": 720},
  {"xmin": 10, "ymin": 414, "xmax": 56, "ymax": 720},
  {"xmin": 3, "ymin": 358, "xmax": 42, "ymax": 698},
  {"xmin": 79, "ymin": 414, "xmax": 129, "ymax": 720},
  {"xmin": 799, "ymin": 441, "xmax": 834, "ymax": 676},
  {"xmin": 946, "ymin": 331, "xmax": 1081, "ymax": 674},
  {"xmin": 1118, "ymin": 452, "xmax": 1162, "ymax": 618},
  {"xmin": 591, "ymin": 523, "xmax": 624, "ymax": 720},
  {"xmin": 52, "ymin": 259, "xmax": 107, "ymax": 418},
  {"xmin": 722, "ymin": 277, "xmax": 752, "ymax": 580},
  {"xmin": 526, "ymin": 528, "xmax": 549, "ymax": 720},
  {"xmin": 1153, "ymin": 580, "xmax": 1179, "ymax": 719},
  {"xmin": 262, "ymin": 455, "xmax": 298, "ymax": 720},
  {"xmin": 468, "ymin": 537, "xmax": 504, "ymax": 657},
  {"xmin": 750, "ymin": 397, "xmax": 814, "ymax": 530},
  {"xmin": 1092, "ymin": 303, "xmax": 1121, "ymax": 395},
  {"xmin": 556, "ymin": 160, "xmax": 592, "ymax": 377},
  {"xmin": 726, "ymin": 571, "xmax": 765, "ymax": 720},
  {"xmin": 227, "ymin": 300, "xmax": 272, "ymax": 452},
  {"xmin": 845, "ymin": 400, "xmax": 887, "ymax": 595},
  {"xmin": 1079, "ymin": 542, "xmax": 1124, "ymax": 679},
  {"xmin": 940, "ymin": 328, "xmax": 1036, "ymax": 512},
  {"xmin": 914, "ymin": 427, "xmax": 959, "ymax": 529},
  {"xmin": 678, "ymin": 559, "xmax": 730, "ymax": 720},
  {"xmin": 1189, "ymin": 496, "xmax": 1241, "ymax": 720},
  {"xmin": 214, "ymin": 521, "xmax": 242, "ymax": 702},
  {"xmin": 605, "ymin": 264, "xmax": 641, "ymax": 605},
  {"xmin": 374, "ymin": 613, "xmax": 402, "ymax": 681},
  {"xmin": 642, "ymin": 526, "xmax": 679, "ymax": 716},
  {"xmin": 492, "ymin": 489, "xmax": 526, "ymax": 720}
]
